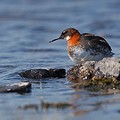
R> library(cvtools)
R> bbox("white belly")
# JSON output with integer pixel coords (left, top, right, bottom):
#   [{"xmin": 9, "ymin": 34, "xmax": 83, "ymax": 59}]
[{"xmin": 68, "ymin": 47, "xmax": 112, "ymax": 64}]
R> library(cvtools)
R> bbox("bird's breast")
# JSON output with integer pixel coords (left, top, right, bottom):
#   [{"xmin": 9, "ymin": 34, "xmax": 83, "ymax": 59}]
[{"xmin": 67, "ymin": 33, "xmax": 80, "ymax": 47}]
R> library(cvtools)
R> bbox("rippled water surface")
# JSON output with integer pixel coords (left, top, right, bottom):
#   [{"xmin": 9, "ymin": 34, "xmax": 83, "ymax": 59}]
[{"xmin": 0, "ymin": 0, "xmax": 120, "ymax": 120}]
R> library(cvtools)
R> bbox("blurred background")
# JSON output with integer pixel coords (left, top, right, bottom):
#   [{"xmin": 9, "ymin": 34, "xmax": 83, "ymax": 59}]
[{"xmin": 0, "ymin": 0, "xmax": 120, "ymax": 120}]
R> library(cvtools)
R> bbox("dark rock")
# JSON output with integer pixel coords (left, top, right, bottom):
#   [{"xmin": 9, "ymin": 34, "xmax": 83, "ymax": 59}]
[
  {"xmin": 0, "ymin": 82, "xmax": 31, "ymax": 93},
  {"xmin": 19, "ymin": 68, "xmax": 66, "ymax": 79},
  {"xmin": 20, "ymin": 69, "xmax": 50, "ymax": 79},
  {"xmin": 49, "ymin": 68, "xmax": 66, "ymax": 78}
]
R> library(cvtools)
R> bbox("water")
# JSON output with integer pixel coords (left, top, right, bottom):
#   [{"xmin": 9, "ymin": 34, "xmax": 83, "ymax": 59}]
[{"xmin": 0, "ymin": 0, "xmax": 120, "ymax": 120}]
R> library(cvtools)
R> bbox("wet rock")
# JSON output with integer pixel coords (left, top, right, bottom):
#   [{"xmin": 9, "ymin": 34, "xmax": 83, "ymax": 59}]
[
  {"xmin": 0, "ymin": 82, "xmax": 31, "ymax": 93},
  {"xmin": 67, "ymin": 57, "xmax": 120, "ymax": 82},
  {"xmin": 67, "ymin": 63, "xmax": 94, "ymax": 83},
  {"xmin": 20, "ymin": 69, "xmax": 49, "ymax": 79},
  {"xmin": 67, "ymin": 57, "xmax": 120, "ymax": 91},
  {"xmin": 19, "ymin": 68, "xmax": 66, "ymax": 79},
  {"xmin": 19, "ymin": 100, "xmax": 72, "ymax": 110},
  {"xmin": 49, "ymin": 69, "xmax": 66, "ymax": 78}
]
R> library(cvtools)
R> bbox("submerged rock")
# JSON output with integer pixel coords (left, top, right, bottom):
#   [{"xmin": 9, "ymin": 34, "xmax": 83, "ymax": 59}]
[
  {"xmin": 67, "ymin": 57, "xmax": 120, "ymax": 91},
  {"xmin": 19, "ymin": 104, "xmax": 39, "ymax": 110},
  {"xmin": 0, "ymin": 82, "xmax": 31, "ymax": 93},
  {"xmin": 41, "ymin": 100, "xmax": 72, "ymax": 109},
  {"xmin": 19, "ymin": 101, "xmax": 72, "ymax": 110},
  {"xmin": 19, "ymin": 68, "xmax": 66, "ymax": 79},
  {"xmin": 71, "ymin": 78, "xmax": 120, "ymax": 92}
]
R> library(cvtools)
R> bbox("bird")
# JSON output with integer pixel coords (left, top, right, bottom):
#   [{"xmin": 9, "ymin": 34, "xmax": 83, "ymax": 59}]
[{"xmin": 49, "ymin": 28, "xmax": 114, "ymax": 64}]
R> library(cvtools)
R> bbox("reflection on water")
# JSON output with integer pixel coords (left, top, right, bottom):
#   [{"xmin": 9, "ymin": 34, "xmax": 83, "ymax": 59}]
[{"xmin": 0, "ymin": 0, "xmax": 120, "ymax": 120}]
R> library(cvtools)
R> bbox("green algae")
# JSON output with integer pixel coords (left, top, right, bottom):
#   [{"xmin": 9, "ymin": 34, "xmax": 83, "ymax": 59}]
[{"xmin": 71, "ymin": 78, "xmax": 120, "ymax": 92}]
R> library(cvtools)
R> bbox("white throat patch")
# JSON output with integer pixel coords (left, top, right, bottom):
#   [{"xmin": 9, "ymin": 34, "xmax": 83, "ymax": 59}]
[{"xmin": 65, "ymin": 36, "xmax": 71, "ymax": 41}]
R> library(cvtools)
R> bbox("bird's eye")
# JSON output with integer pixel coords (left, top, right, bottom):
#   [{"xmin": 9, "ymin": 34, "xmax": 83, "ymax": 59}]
[
  {"xmin": 63, "ymin": 30, "xmax": 66, "ymax": 33},
  {"xmin": 62, "ymin": 31, "xmax": 67, "ymax": 35}
]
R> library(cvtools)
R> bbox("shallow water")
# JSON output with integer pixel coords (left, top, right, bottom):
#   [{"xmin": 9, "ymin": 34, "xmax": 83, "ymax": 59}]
[{"xmin": 0, "ymin": 0, "xmax": 120, "ymax": 120}]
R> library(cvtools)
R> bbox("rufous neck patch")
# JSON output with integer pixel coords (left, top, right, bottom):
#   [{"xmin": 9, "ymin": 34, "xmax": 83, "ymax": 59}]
[{"xmin": 67, "ymin": 33, "xmax": 80, "ymax": 47}]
